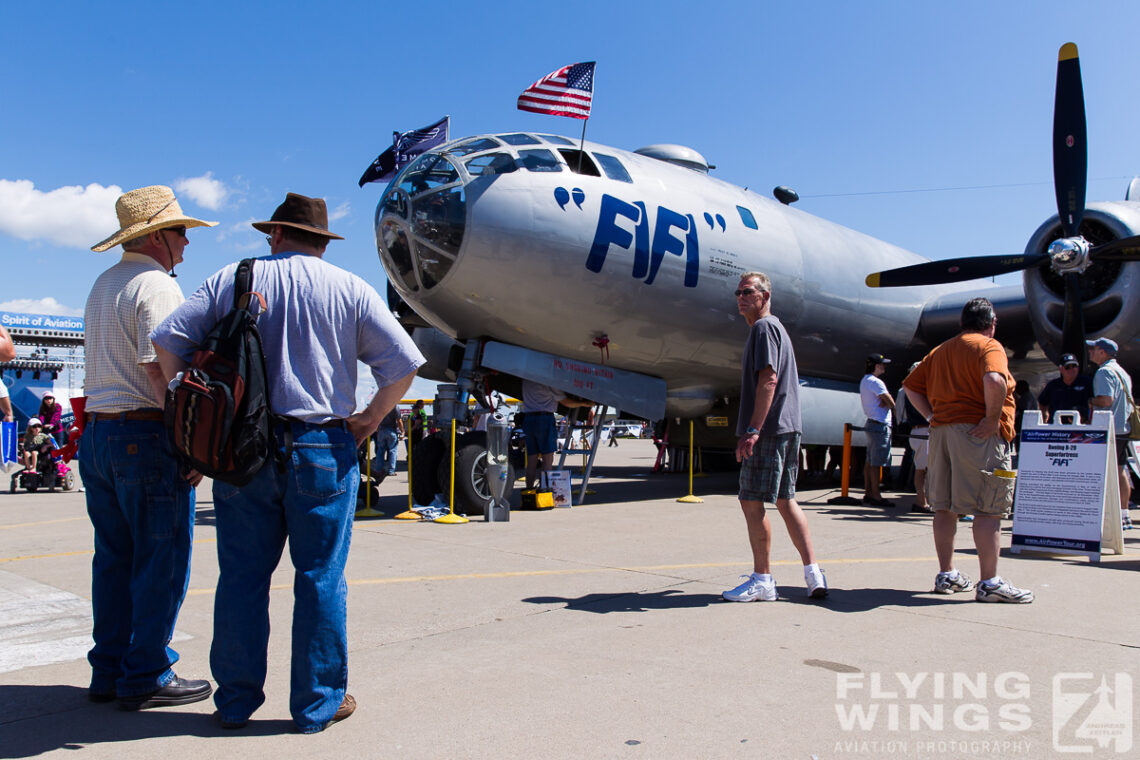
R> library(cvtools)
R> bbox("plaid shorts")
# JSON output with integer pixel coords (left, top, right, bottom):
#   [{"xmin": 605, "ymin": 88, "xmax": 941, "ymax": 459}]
[{"xmin": 739, "ymin": 432, "xmax": 800, "ymax": 503}]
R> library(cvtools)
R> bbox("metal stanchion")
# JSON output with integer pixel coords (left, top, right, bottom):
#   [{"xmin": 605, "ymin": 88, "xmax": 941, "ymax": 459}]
[
  {"xmin": 828, "ymin": 423, "xmax": 862, "ymax": 505},
  {"xmin": 355, "ymin": 438, "xmax": 383, "ymax": 518},
  {"xmin": 676, "ymin": 419, "xmax": 704, "ymax": 503},
  {"xmin": 434, "ymin": 418, "xmax": 468, "ymax": 523},
  {"xmin": 394, "ymin": 426, "xmax": 420, "ymax": 520}
]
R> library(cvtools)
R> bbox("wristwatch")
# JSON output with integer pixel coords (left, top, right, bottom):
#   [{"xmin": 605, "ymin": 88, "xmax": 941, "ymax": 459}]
[{"xmin": 744, "ymin": 426, "xmax": 761, "ymax": 436}]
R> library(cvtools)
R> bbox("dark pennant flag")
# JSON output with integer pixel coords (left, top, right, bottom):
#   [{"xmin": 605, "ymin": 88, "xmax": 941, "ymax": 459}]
[{"xmin": 358, "ymin": 116, "xmax": 450, "ymax": 187}]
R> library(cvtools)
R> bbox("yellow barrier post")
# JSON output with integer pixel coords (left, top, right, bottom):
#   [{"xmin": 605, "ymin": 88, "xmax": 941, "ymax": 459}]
[
  {"xmin": 355, "ymin": 437, "xmax": 383, "ymax": 518},
  {"xmin": 435, "ymin": 418, "xmax": 468, "ymax": 523},
  {"xmin": 694, "ymin": 444, "xmax": 708, "ymax": 478},
  {"xmin": 394, "ymin": 429, "xmax": 420, "ymax": 520},
  {"xmin": 676, "ymin": 419, "xmax": 704, "ymax": 503}
]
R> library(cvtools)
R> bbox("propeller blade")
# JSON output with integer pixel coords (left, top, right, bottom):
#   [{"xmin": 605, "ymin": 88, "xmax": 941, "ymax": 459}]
[
  {"xmin": 1089, "ymin": 234, "xmax": 1140, "ymax": 262},
  {"xmin": 1060, "ymin": 272, "xmax": 1087, "ymax": 370},
  {"xmin": 1053, "ymin": 42, "xmax": 1087, "ymax": 238},
  {"xmin": 865, "ymin": 253, "xmax": 1048, "ymax": 288}
]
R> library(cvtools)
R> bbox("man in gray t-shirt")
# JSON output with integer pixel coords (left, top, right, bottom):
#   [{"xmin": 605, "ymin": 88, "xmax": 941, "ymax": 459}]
[{"xmin": 723, "ymin": 271, "xmax": 826, "ymax": 603}]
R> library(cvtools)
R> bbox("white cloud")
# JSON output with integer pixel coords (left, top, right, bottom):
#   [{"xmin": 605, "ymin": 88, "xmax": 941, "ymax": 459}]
[
  {"xmin": 174, "ymin": 172, "xmax": 229, "ymax": 211},
  {"xmin": 0, "ymin": 297, "xmax": 83, "ymax": 316},
  {"xmin": 0, "ymin": 180, "xmax": 121, "ymax": 248},
  {"xmin": 328, "ymin": 201, "xmax": 351, "ymax": 223}
]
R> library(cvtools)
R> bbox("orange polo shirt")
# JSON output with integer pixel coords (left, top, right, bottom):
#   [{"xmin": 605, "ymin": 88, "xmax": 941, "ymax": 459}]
[{"xmin": 903, "ymin": 331, "xmax": 1016, "ymax": 442}]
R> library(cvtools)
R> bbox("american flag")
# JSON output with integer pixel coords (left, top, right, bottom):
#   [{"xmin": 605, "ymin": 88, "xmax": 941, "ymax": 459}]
[{"xmin": 517, "ymin": 62, "xmax": 595, "ymax": 120}]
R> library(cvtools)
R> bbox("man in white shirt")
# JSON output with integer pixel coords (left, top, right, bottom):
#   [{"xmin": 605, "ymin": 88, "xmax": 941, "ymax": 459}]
[
  {"xmin": 82, "ymin": 185, "xmax": 217, "ymax": 710},
  {"xmin": 859, "ymin": 353, "xmax": 895, "ymax": 507}
]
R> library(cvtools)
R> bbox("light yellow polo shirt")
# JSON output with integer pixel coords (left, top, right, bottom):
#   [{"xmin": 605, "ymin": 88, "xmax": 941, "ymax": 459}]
[{"xmin": 83, "ymin": 253, "xmax": 184, "ymax": 414}]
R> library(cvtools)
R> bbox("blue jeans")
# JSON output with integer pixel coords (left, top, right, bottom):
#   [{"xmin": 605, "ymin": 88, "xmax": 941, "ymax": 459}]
[
  {"xmin": 78, "ymin": 417, "xmax": 195, "ymax": 697},
  {"xmin": 374, "ymin": 426, "xmax": 398, "ymax": 474},
  {"xmin": 210, "ymin": 421, "xmax": 358, "ymax": 732}
]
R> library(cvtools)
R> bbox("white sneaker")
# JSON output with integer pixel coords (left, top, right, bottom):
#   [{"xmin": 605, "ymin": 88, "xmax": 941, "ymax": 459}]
[
  {"xmin": 975, "ymin": 578, "xmax": 1034, "ymax": 604},
  {"xmin": 805, "ymin": 566, "xmax": 828, "ymax": 599},
  {"xmin": 722, "ymin": 574, "xmax": 777, "ymax": 602}
]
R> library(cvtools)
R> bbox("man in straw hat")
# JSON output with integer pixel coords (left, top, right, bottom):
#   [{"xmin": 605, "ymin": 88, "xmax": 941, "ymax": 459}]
[
  {"xmin": 81, "ymin": 185, "xmax": 217, "ymax": 709},
  {"xmin": 152, "ymin": 192, "xmax": 425, "ymax": 732}
]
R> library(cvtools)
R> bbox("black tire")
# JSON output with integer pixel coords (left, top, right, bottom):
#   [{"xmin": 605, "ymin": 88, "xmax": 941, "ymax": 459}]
[
  {"xmin": 411, "ymin": 436, "xmax": 445, "ymax": 507},
  {"xmin": 9, "ymin": 477, "xmax": 16, "ymax": 493},
  {"xmin": 27, "ymin": 482, "xmax": 38, "ymax": 493},
  {"xmin": 438, "ymin": 434, "xmax": 515, "ymax": 517}
]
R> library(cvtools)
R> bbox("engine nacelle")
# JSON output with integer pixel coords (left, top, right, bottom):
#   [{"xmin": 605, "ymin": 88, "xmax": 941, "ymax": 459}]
[{"xmin": 1023, "ymin": 201, "xmax": 1140, "ymax": 370}]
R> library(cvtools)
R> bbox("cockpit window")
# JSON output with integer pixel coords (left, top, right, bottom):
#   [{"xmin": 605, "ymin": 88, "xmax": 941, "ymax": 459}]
[
  {"xmin": 411, "ymin": 188, "xmax": 465, "ymax": 256},
  {"xmin": 447, "ymin": 137, "xmax": 501, "ymax": 157},
  {"xmin": 539, "ymin": 134, "xmax": 575, "ymax": 146},
  {"xmin": 382, "ymin": 188, "xmax": 409, "ymax": 218},
  {"xmin": 518, "ymin": 149, "xmax": 562, "ymax": 172},
  {"xmin": 497, "ymin": 133, "xmax": 541, "ymax": 146},
  {"xmin": 736, "ymin": 206, "xmax": 758, "ymax": 230},
  {"xmin": 558, "ymin": 149, "xmax": 600, "ymax": 176},
  {"xmin": 397, "ymin": 154, "xmax": 460, "ymax": 196},
  {"xmin": 593, "ymin": 153, "xmax": 632, "ymax": 183},
  {"xmin": 465, "ymin": 153, "xmax": 518, "ymax": 177}
]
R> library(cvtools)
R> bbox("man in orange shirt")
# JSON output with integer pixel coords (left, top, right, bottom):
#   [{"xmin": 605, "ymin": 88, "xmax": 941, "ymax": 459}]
[{"xmin": 903, "ymin": 297, "xmax": 1033, "ymax": 604}]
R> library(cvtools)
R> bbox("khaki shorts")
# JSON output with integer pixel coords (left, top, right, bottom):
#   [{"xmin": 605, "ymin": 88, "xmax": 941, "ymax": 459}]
[{"xmin": 926, "ymin": 424, "xmax": 1014, "ymax": 517}]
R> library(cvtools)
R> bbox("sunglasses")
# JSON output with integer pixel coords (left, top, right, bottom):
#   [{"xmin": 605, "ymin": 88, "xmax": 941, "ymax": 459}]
[
  {"xmin": 734, "ymin": 287, "xmax": 766, "ymax": 297},
  {"xmin": 163, "ymin": 226, "xmax": 187, "ymax": 237}
]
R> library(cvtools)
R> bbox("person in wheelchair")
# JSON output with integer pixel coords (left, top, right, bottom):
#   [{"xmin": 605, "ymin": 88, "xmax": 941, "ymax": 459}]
[{"xmin": 19, "ymin": 418, "xmax": 56, "ymax": 483}]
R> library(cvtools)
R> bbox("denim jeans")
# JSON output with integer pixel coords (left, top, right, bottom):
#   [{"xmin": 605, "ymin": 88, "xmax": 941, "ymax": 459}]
[
  {"xmin": 78, "ymin": 417, "xmax": 195, "ymax": 697},
  {"xmin": 374, "ymin": 426, "xmax": 398, "ymax": 474},
  {"xmin": 210, "ymin": 421, "xmax": 358, "ymax": 732}
]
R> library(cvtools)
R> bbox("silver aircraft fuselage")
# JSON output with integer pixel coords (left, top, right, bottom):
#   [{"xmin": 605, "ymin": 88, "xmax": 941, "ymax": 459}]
[{"xmin": 376, "ymin": 133, "xmax": 996, "ymax": 417}]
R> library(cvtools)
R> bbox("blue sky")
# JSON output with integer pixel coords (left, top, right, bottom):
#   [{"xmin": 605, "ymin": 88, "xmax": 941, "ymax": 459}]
[{"xmin": 3, "ymin": 1, "xmax": 1140, "ymax": 400}]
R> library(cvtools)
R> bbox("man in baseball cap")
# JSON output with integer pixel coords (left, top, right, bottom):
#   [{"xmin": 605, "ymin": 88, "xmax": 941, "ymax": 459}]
[{"xmin": 1037, "ymin": 353, "xmax": 1093, "ymax": 424}]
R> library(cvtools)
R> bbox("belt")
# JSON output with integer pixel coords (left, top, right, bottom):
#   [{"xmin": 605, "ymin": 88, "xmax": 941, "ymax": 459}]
[
  {"xmin": 86, "ymin": 409, "xmax": 164, "ymax": 423},
  {"xmin": 276, "ymin": 416, "xmax": 347, "ymax": 430}
]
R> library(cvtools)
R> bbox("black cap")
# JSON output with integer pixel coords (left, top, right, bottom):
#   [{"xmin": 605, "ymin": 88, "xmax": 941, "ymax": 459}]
[
  {"xmin": 1059, "ymin": 353, "xmax": 1079, "ymax": 367},
  {"xmin": 867, "ymin": 354, "xmax": 891, "ymax": 365}
]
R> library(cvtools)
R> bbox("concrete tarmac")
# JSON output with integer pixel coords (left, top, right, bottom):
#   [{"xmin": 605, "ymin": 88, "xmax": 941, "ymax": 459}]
[{"xmin": 1, "ymin": 440, "xmax": 1137, "ymax": 759}]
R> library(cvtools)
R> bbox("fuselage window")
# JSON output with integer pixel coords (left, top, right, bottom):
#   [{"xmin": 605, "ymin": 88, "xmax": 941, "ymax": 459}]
[
  {"xmin": 447, "ymin": 137, "xmax": 502, "ymax": 157},
  {"xmin": 497, "ymin": 133, "xmax": 542, "ymax": 146},
  {"xmin": 518, "ymin": 149, "xmax": 562, "ymax": 172},
  {"xmin": 736, "ymin": 206, "xmax": 758, "ymax": 230},
  {"xmin": 593, "ymin": 153, "xmax": 632, "ymax": 183},
  {"xmin": 539, "ymin": 134, "xmax": 575, "ymax": 146},
  {"xmin": 465, "ymin": 153, "xmax": 518, "ymax": 176},
  {"xmin": 558, "ymin": 149, "xmax": 601, "ymax": 176}
]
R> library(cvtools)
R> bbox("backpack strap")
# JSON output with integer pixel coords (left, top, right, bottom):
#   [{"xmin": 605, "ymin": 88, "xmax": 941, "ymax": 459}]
[{"xmin": 234, "ymin": 258, "xmax": 255, "ymax": 310}]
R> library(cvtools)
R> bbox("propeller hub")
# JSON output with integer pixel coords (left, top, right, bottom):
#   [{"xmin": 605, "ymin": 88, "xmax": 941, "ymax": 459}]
[{"xmin": 1047, "ymin": 236, "xmax": 1091, "ymax": 274}]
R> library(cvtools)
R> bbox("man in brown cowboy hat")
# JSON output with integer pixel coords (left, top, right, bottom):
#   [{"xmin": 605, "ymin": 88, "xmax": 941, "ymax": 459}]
[
  {"xmin": 152, "ymin": 192, "xmax": 425, "ymax": 733},
  {"xmin": 81, "ymin": 185, "xmax": 217, "ymax": 709}
]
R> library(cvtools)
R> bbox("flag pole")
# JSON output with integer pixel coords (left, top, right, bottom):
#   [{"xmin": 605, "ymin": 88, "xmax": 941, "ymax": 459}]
[
  {"xmin": 577, "ymin": 118, "xmax": 588, "ymax": 173},
  {"xmin": 576, "ymin": 63, "xmax": 594, "ymax": 173}
]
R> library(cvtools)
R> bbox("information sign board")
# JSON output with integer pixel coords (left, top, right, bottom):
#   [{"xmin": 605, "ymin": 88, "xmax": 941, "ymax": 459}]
[{"xmin": 1011, "ymin": 410, "xmax": 1124, "ymax": 561}]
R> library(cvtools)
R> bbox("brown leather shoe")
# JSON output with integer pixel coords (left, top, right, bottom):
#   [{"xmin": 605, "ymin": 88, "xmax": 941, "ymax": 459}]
[{"xmin": 331, "ymin": 694, "xmax": 356, "ymax": 724}]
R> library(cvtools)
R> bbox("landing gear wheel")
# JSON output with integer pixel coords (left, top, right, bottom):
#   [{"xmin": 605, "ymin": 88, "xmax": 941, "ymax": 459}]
[
  {"xmin": 411, "ymin": 436, "xmax": 445, "ymax": 507},
  {"xmin": 438, "ymin": 433, "xmax": 515, "ymax": 517}
]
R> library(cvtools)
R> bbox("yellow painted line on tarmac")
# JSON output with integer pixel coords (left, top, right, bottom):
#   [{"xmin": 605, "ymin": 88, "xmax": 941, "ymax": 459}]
[
  {"xmin": 0, "ymin": 516, "xmax": 88, "ymax": 531},
  {"xmin": 183, "ymin": 555, "xmax": 937, "ymax": 596},
  {"xmin": 0, "ymin": 537, "xmax": 216, "ymax": 564}
]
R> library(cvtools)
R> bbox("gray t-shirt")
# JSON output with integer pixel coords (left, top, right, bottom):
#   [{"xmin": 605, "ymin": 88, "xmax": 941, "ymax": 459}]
[
  {"xmin": 152, "ymin": 251, "xmax": 425, "ymax": 423},
  {"xmin": 738, "ymin": 314, "xmax": 801, "ymax": 436}
]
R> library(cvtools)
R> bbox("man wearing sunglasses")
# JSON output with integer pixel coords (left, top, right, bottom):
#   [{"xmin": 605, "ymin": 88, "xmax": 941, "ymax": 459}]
[
  {"xmin": 83, "ymin": 186, "xmax": 218, "ymax": 709},
  {"xmin": 723, "ymin": 272, "xmax": 827, "ymax": 602}
]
